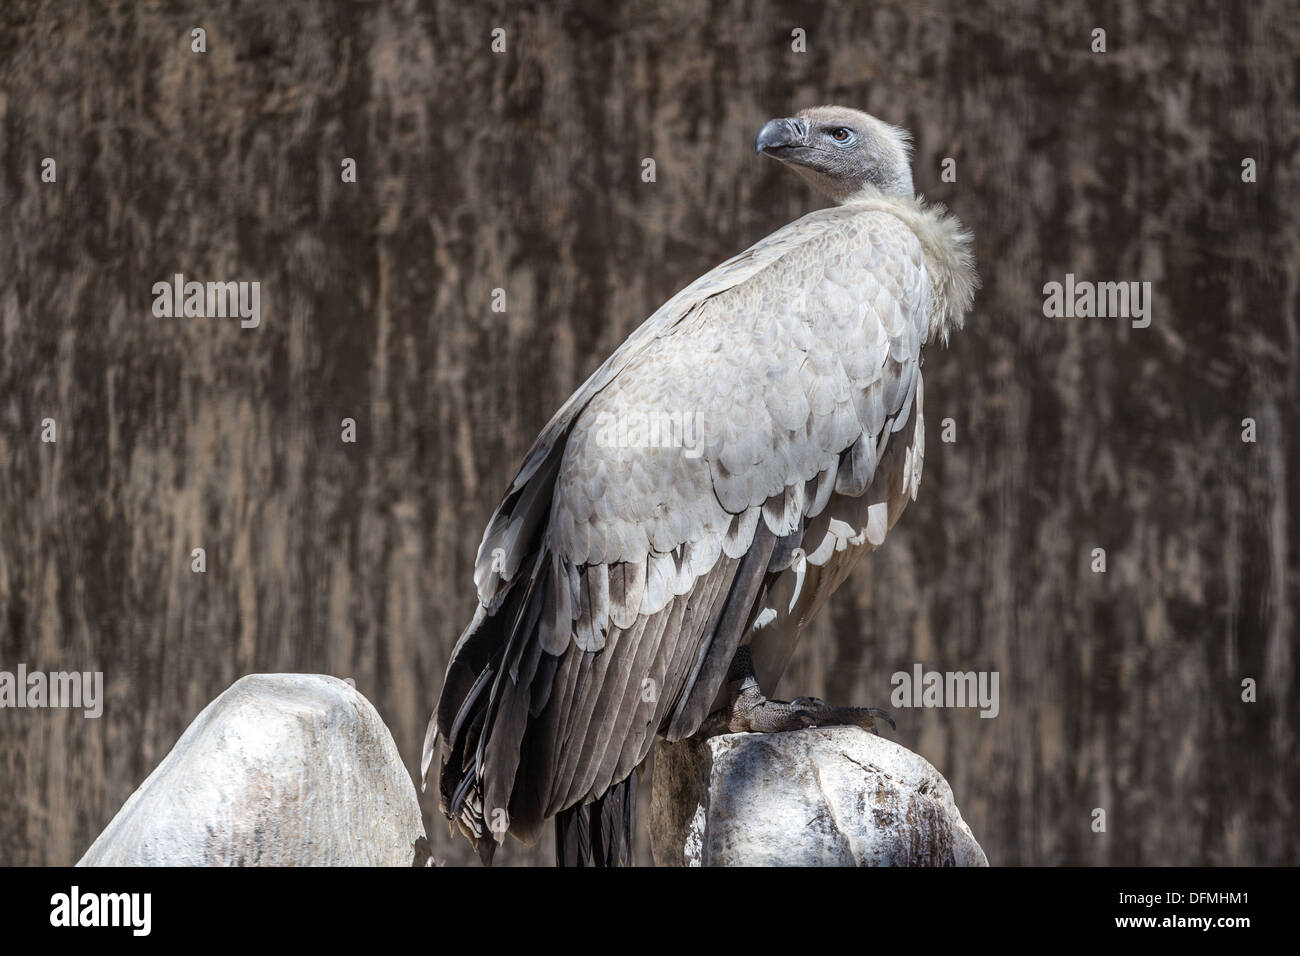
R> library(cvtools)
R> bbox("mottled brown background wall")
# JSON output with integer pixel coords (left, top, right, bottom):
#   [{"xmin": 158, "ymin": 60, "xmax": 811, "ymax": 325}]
[{"xmin": 1, "ymin": 0, "xmax": 1296, "ymax": 866}]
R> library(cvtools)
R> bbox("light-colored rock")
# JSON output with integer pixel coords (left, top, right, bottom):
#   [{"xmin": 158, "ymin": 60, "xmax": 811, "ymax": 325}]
[
  {"xmin": 78, "ymin": 674, "xmax": 426, "ymax": 866},
  {"xmin": 651, "ymin": 727, "xmax": 988, "ymax": 866}
]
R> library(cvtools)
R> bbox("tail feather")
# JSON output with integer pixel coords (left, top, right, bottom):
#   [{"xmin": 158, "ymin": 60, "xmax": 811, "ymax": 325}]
[{"xmin": 554, "ymin": 769, "xmax": 637, "ymax": 867}]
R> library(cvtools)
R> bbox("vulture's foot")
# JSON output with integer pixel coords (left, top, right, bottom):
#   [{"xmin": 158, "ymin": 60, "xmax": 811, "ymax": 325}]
[
  {"xmin": 789, "ymin": 697, "xmax": 896, "ymax": 735},
  {"xmin": 702, "ymin": 646, "xmax": 895, "ymax": 737},
  {"xmin": 704, "ymin": 683, "xmax": 817, "ymax": 735}
]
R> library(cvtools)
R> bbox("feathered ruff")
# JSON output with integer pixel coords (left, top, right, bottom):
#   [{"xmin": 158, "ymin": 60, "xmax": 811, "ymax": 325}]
[{"xmin": 841, "ymin": 188, "xmax": 980, "ymax": 346}]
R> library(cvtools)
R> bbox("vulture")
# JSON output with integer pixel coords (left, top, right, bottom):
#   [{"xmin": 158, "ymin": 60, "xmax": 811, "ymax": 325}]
[{"xmin": 423, "ymin": 106, "xmax": 978, "ymax": 865}]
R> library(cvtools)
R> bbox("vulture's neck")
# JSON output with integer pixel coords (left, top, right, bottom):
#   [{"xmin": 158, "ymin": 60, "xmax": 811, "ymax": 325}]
[{"xmin": 841, "ymin": 189, "xmax": 979, "ymax": 346}]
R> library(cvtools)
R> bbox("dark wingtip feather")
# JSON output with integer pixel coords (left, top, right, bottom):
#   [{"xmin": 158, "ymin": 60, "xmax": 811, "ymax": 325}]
[{"xmin": 554, "ymin": 770, "xmax": 637, "ymax": 866}]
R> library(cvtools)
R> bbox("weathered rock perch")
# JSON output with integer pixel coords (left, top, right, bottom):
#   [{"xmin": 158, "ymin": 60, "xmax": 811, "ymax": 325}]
[
  {"xmin": 78, "ymin": 674, "xmax": 427, "ymax": 866},
  {"xmin": 651, "ymin": 727, "xmax": 988, "ymax": 866}
]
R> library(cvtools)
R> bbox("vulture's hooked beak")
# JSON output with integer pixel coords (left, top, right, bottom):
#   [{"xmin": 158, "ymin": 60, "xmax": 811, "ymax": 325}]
[{"xmin": 755, "ymin": 117, "xmax": 811, "ymax": 157}]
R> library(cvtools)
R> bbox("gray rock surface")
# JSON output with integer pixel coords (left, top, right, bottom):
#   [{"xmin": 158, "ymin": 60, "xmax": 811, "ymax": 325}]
[
  {"xmin": 651, "ymin": 727, "xmax": 988, "ymax": 866},
  {"xmin": 78, "ymin": 674, "xmax": 426, "ymax": 866}
]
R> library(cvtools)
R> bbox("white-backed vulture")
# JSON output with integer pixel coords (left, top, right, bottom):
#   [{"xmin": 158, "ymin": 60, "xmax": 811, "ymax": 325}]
[{"xmin": 423, "ymin": 105, "xmax": 978, "ymax": 865}]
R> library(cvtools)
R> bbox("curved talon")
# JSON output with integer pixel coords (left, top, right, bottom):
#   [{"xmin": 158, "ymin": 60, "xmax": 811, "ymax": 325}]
[{"xmin": 870, "ymin": 708, "xmax": 897, "ymax": 731}]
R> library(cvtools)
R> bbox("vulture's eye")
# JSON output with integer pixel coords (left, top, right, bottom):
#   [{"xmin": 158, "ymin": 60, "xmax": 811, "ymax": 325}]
[{"xmin": 829, "ymin": 127, "xmax": 856, "ymax": 146}]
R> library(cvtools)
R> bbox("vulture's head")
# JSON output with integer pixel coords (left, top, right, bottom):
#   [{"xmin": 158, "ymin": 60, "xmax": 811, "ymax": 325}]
[{"xmin": 755, "ymin": 106, "xmax": 914, "ymax": 203}]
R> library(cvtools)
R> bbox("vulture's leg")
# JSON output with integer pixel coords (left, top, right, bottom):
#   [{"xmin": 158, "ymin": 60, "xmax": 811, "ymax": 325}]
[{"xmin": 702, "ymin": 646, "xmax": 896, "ymax": 737}]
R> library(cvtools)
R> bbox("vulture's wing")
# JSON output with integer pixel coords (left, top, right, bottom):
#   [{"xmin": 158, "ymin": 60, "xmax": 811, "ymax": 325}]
[{"xmin": 429, "ymin": 202, "xmax": 954, "ymax": 857}]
